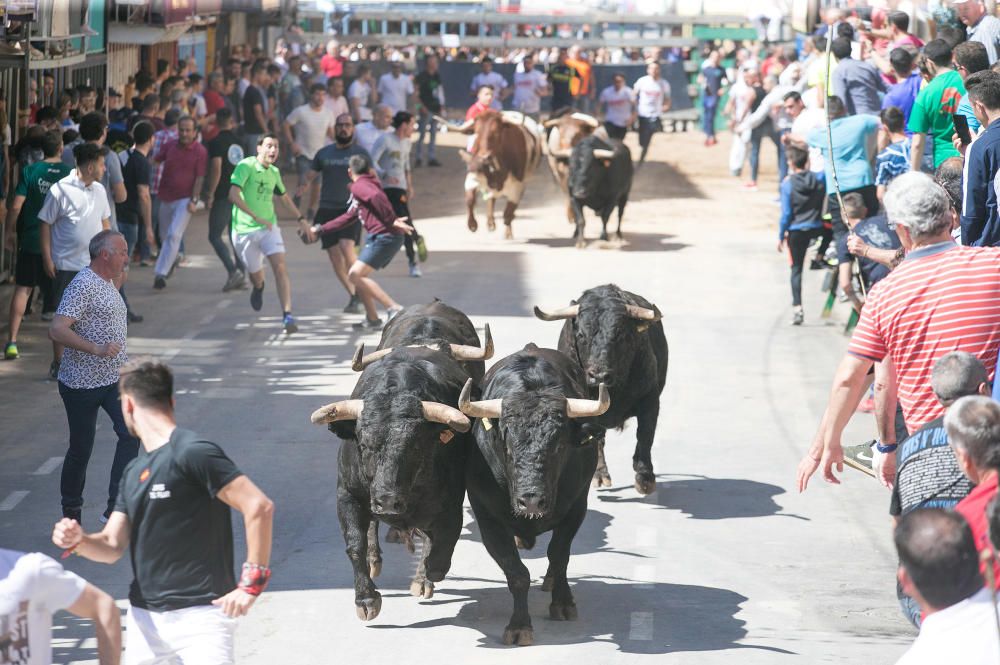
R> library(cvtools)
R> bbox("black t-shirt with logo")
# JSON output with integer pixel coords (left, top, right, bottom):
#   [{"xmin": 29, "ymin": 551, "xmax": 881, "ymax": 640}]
[
  {"xmin": 242, "ymin": 85, "xmax": 267, "ymax": 134},
  {"xmin": 890, "ymin": 416, "xmax": 975, "ymax": 516},
  {"xmin": 115, "ymin": 427, "xmax": 242, "ymax": 611},
  {"xmin": 207, "ymin": 130, "xmax": 246, "ymax": 200},
  {"xmin": 116, "ymin": 148, "xmax": 150, "ymax": 224},
  {"xmin": 548, "ymin": 63, "xmax": 579, "ymax": 111},
  {"xmin": 415, "ymin": 70, "xmax": 443, "ymax": 113}
]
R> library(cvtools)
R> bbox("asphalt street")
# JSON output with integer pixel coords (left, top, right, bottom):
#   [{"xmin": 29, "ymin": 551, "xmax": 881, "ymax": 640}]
[{"xmin": 0, "ymin": 129, "xmax": 914, "ymax": 663}]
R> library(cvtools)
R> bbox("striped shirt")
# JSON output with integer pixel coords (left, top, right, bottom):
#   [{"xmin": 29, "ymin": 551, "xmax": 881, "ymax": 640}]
[{"xmin": 848, "ymin": 242, "xmax": 1000, "ymax": 432}]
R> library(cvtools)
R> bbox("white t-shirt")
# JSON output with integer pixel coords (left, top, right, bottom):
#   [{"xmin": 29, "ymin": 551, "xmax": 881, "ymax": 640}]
[
  {"xmin": 600, "ymin": 85, "xmax": 636, "ymax": 127},
  {"xmin": 0, "ymin": 549, "xmax": 87, "ymax": 665},
  {"xmin": 377, "ymin": 73, "xmax": 414, "ymax": 114},
  {"xmin": 371, "ymin": 131, "xmax": 411, "ymax": 189},
  {"xmin": 286, "ymin": 104, "xmax": 336, "ymax": 159},
  {"xmin": 633, "ymin": 75, "xmax": 671, "ymax": 118},
  {"xmin": 348, "ymin": 79, "xmax": 373, "ymax": 121},
  {"xmin": 324, "ymin": 94, "xmax": 350, "ymax": 120},
  {"xmin": 791, "ymin": 107, "xmax": 826, "ymax": 173},
  {"xmin": 512, "ymin": 69, "xmax": 547, "ymax": 114},
  {"xmin": 355, "ymin": 121, "xmax": 391, "ymax": 154},
  {"xmin": 39, "ymin": 171, "xmax": 111, "ymax": 272},
  {"xmin": 471, "ymin": 71, "xmax": 508, "ymax": 110},
  {"xmin": 896, "ymin": 589, "xmax": 1000, "ymax": 665}
]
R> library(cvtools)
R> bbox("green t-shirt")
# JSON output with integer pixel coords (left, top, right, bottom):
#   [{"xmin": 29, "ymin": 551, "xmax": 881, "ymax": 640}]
[
  {"xmin": 230, "ymin": 157, "xmax": 287, "ymax": 235},
  {"xmin": 907, "ymin": 69, "xmax": 965, "ymax": 168},
  {"xmin": 16, "ymin": 160, "xmax": 73, "ymax": 254}
]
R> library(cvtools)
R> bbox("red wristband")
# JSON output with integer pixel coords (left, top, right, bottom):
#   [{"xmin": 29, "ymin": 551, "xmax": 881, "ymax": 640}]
[{"xmin": 238, "ymin": 562, "xmax": 271, "ymax": 596}]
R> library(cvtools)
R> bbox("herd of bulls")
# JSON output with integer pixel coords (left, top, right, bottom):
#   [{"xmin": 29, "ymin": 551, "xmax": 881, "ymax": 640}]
[
  {"xmin": 310, "ymin": 284, "xmax": 668, "ymax": 646},
  {"xmin": 459, "ymin": 110, "xmax": 634, "ymax": 248}
]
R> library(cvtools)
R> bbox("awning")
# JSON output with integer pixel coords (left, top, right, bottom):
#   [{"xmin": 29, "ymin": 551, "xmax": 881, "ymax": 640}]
[{"xmin": 108, "ymin": 22, "xmax": 192, "ymax": 44}]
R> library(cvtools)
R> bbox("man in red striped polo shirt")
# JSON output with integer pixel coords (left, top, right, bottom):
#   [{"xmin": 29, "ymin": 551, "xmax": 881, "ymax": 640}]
[{"xmin": 798, "ymin": 172, "xmax": 1000, "ymax": 491}]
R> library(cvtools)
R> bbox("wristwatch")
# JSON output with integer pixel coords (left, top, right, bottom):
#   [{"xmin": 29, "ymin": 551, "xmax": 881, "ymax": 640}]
[{"xmin": 875, "ymin": 440, "xmax": 898, "ymax": 454}]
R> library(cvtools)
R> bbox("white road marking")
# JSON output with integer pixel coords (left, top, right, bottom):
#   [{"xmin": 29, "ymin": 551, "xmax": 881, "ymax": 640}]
[
  {"xmin": 217, "ymin": 299, "xmax": 232, "ymax": 309},
  {"xmin": 628, "ymin": 611, "xmax": 653, "ymax": 641},
  {"xmin": 33, "ymin": 457, "xmax": 63, "ymax": 475},
  {"xmin": 632, "ymin": 564, "xmax": 655, "ymax": 589},
  {"xmin": 199, "ymin": 313, "xmax": 216, "ymax": 326},
  {"xmin": 0, "ymin": 491, "xmax": 29, "ymax": 511}
]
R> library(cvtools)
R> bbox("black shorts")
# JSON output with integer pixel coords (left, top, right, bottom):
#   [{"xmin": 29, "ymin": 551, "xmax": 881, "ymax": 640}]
[
  {"xmin": 384, "ymin": 188, "xmax": 411, "ymax": 222},
  {"xmin": 51, "ymin": 270, "xmax": 78, "ymax": 312},
  {"xmin": 638, "ymin": 116, "xmax": 662, "ymax": 147},
  {"xmin": 14, "ymin": 251, "xmax": 49, "ymax": 288},
  {"xmin": 604, "ymin": 122, "xmax": 628, "ymax": 140},
  {"xmin": 315, "ymin": 207, "xmax": 360, "ymax": 249}
]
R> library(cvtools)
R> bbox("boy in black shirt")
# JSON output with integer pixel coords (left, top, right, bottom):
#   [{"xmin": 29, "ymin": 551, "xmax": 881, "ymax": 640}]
[
  {"xmin": 777, "ymin": 144, "xmax": 825, "ymax": 325},
  {"xmin": 52, "ymin": 361, "xmax": 274, "ymax": 663}
]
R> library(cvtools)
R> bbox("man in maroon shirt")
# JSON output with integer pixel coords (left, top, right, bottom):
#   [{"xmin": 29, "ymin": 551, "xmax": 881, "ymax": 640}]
[
  {"xmin": 152, "ymin": 116, "xmax": 208, "ymax": 290},
  {"xmin": 201, "ymin": 72, "xmax": 229, "ymax": 142},
  {"xmin": 307, "ymin": 155, "xmax": 413, "ymax": 331}
]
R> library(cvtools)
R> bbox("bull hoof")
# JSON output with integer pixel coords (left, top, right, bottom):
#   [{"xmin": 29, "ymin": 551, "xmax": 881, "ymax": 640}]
[
  {"xmin": 514, "ymin": 534, "xmax": 536, "ymax": 550},
  {"xmin": 502, "ymin": 625, "xmax": 534, "ymax": 646},
  {"xmin": 487, "ymin": 218, "xmax": 497, "ymax": 232},
  {"xmin": 616, "ymin": 231, "xmax": 624, "ymax": 241},
  {"xmin": 410, "ymin": 578, "xmax": 435, "ymax": 599},
  {"xmin": 549, "ymin": 601, "xmax": 578, "ymax": 621},
  {"xmin": 575, "ymin": 238, "xmax": 586, "ymax": 249},
  {"xmin": 634, "ymin": 471, "xmax": 656, "ymax": 495},
  {"xmin": 541, "ymin": 574, "xmax": 554, "ymax": 592},
  {"xmin": 468, "ymin": 218, "xmax": 478, "ymax": 232},
  {"xmin": 368, "ymin": 559, "xmax": 382, "ymax": 579},
  {"xmin": 504, "ymin": 226, "xmax": 513, "ymax": 240},
  {"xmin": 592, "ymin": 468, "xmax": 612, "ymax": 488},
  {"xmin": 355, "ymin": 593, "xmax": 382, "ymax": 621}
]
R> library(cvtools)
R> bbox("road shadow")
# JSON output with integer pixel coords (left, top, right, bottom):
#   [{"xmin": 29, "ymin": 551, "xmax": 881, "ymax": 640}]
[
  {"xmin": 51, "ymin": 607, "xmax": 127, "ymax": 664},
  {"xmin": 371, "ymin": 575, "xmax": 793, "ymax": 655},
  {"xmin": 524, "ymin": 232, "xmax": 689, "ymax": 253},
  {"xmin": 595, "ymin": 474, "xmax": 808, "ymax": 521}
]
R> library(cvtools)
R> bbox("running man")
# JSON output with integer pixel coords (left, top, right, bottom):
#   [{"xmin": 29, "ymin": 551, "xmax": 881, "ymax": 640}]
[
  {"xmin": 599, "ymin": 72, "xmax": 636, "ymax": 140},
  {"xmin": 52, "ymin": 360, "xmax": 274, "ymax": 665},
  {"xmin": 228, "ymin": 134, "xmax": 311, "ymax": 334},
  {"xmin": 371, "ymin": 111, "xmax": 425, "ymax": 277},
  {"xmin": 633, "ymin": 61, "xmax": 672, "ymax": 165}
]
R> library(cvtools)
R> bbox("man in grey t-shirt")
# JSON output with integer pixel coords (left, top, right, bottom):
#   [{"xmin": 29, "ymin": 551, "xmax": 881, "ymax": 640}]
[
  {"xmin": 48, "ymin": 230, "xmax": 139, "ymax": 525},
  {"xmin": 371, "ymin": 111, "xmax": 423, "ymax": 277}
]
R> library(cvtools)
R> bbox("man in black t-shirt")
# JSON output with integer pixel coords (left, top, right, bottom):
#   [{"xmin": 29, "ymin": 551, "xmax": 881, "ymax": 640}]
[
  {"xmin": 117, "ymin": 120, "xmax": 155, "ymax": 252},
  {"xmin": 203, "ymin": 108, "xmax": 246, "ymax": 291},
  {"xmin": 414, "ymin": 55, "xmax": 444, "ymax": 167},
  {"xmin": 296, "ymin": 112, "xmax": 369, "ymax": 313},
  {"xmin": 242, "ymin": 61, "xmax": 272, "ymax": 152},
  {"xmin": 53, "ymin": 360, "xmax": 274, "ymax": 663},
  {"xmin": 548, "ymin": 48, "xmax": 580, "ymax": 113}
]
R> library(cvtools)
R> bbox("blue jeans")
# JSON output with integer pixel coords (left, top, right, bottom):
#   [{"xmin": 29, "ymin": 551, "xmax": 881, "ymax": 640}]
[
  {"xmin": 749, "ymin": 121, "xmax": 785, "ymax": 186},
  {"xmin": 702, "ymin": 95, "xmax": 719, "ymax": 138},
  {"xmin": 416, "ymin": 110, "xmax": 438, "ymax": 161},
  {"xmin": 58, "ymin": 380, "xmax": 140, "ymax": 512}
]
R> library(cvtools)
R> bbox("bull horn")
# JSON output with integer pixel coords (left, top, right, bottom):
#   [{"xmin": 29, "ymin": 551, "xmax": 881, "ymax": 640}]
[
  {"xmin": 351, "ymin": 343, "xmax": 394, "ymax": 372},
  {"xmin": 543, "ymin": 118, "xmax": 561, "ymax": 128},
  {"xmin": 458, "ymin": 378, "xmax": 503, "ymax": 419},
  {"xmin": 570, "ymin": 112, "xmax": 599, "ymax": 128},
  {"xmin": 551, "ymin": 147, "xmax": 572, "ymax": 159},
  {"xmin": 625, "ymin": 304, "xmax": 662, "ymax": 322},
  {"xmin": 593, "ymin": 149, "xmax": 615, "ymax": 160},
  {"xmin": 310, "ymin": 399, "xmax": 364, "ymax": 424},
  {"xmin": 421, "ymin": 401, "xmax": 472, "ymax": 433},
  {"xmin": 449, "ymin": 323, "xmax": 495, "ymax": 361},
  {"xmin": 533, "ymin": 304, "xmax": 580, "ymax": 321},
  {"xmin": 566, "ymin": 383, "xmax": 610, "ymax": 418}
]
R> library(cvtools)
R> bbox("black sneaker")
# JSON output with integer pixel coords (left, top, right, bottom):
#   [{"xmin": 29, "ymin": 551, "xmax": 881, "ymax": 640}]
[
  {"xmin": 343, "ymin": 294, "xmax": 362, "ymax": 314},
  {"xmin": 415, "ymin": 158, "xmax": 423, "ymax": 167},
  {"xmin": 48, "ymin": 360, "xmax": 60, "ymax": 381},
  {"xmin": 62, "ymin": 506, "xmax": 81, "ymax": 524},
  {"xmin": 283, "ymin": 314, "xmax": 299, "ymax": 334},
  {"xmin": 250, "ymin": 285, "xmax": 264, "ymax": 311},
  {"xmin": 428, "ymin": 159, "xmax": 442, "ymax": 167},
  {"xmin": 128, "ymin": 311, "xmax": 144, "ymax": 324},
  {"xmin": 153, "ymin": 275, "xmax": 167, "ymax": 290},
  {"xmin": 352, "ymin": 318, "xmax": 383, "ymax": 331},
  {"xmin": 99, "ymin": 506, "xmax": 113, "ymax": 524}
]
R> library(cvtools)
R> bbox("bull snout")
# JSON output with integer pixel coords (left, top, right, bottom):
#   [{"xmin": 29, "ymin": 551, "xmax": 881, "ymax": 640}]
[
  {"xmin": 586, "ymin": 367, "xmax": 613, "ymax": 387},
  {"xmin": 515, "ymin": 492, "xmax": 547, "ymax": 517},
  {"xmin": 371, "ymin": 493, "xmax": 408, "ymax": 516}
]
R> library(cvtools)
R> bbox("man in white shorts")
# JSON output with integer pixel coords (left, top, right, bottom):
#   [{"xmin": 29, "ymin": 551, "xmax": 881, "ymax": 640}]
[
  {"xmin": 512, "ymin": 52, "xmax": 549, "ymax": 120},
  {"xmin": 228, "ymin": 134, "xmax": 311, "ymax": 334},
  {"xmin": 52, "ymin": 360, "xmax": 275, "ymax": 665}
]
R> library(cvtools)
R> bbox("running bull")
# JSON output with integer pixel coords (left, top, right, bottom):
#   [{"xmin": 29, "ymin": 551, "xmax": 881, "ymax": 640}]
[
  {"xmin": 459, "ymin": 110, "xmax": 543, "ymax": 240},
  {"xmin": 534, "ymin": 284, "xmax": 667, "ymax": 494},
  {"xmin": 566, "ymin": 134, "xmax": 632, "ymax": 248},
  {"xmin": 311, "ymin": 346, "xmax": 473, "ymax": 621},
  {"xmin": 458, "ymin": 344, "xmax": 609, "ymax": 646},
  {"xmin": 543, "ymin": 111, "xmax": 600, "ymax": 224},
  {"xmin": 351, "ymin": 300, "xmax": 494, "ymax": 384}
]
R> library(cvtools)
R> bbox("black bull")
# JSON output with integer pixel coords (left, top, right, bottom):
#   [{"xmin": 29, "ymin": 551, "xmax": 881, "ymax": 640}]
[
  {"xmin": 311, "ymin": 346, "xmax": 475, "ymax": 621},
  {"xmin": 568, "ymin": 135, "xmax": 633, "ymax": 248},
  {"xmin": 458, "ymin": 344, "xmax": 610, "ymax": 646},
  {"xmin": 535, "ymin": 284, "xmax": 668, "ymax": 494}
]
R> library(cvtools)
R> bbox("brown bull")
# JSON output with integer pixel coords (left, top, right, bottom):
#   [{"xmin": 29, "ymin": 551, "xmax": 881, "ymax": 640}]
[
  {"xmin": 544, "ymin": 112, "xmax": 600, "ymax": 224},
  {"xmin": 460, "ymin": 111, "xmax": 542, "ymax": 240}
]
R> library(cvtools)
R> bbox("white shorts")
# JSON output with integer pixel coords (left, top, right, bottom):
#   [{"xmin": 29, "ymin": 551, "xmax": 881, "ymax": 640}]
[
  {"xmin": 233, "ymin": 226, "xmax": 285, "ymax": 274},
  {"xmin": 126, "ymin": 605, "xmax": 236, "ymax": 665}
]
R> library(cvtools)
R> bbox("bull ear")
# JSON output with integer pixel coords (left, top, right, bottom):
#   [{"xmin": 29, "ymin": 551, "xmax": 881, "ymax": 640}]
[{"xmin": 311, "ymin": 399, "xmax": 364, "ymax": 424}]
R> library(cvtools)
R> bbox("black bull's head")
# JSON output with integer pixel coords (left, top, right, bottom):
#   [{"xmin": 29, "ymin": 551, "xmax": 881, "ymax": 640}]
[
  {"xmin": 568, "ymin": 143, "xmax": 616, "ymax": 201},
  {"xmin": 459, "ymin": 379, "xmax": 609, "ymax": 518},
  {"xmin": 311, "ymin": 395, "xmax": 470, "ymax": 517},
  {"xmin": 534, "ymin": 300, "xmax": 661, "ymax": 388}
]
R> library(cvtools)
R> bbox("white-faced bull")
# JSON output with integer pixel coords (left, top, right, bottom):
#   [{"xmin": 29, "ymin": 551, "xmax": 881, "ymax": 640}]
[
  {"xmin": 567, "ymin": 135, "xmax": 633, "ymax": 248},
  {"xmin": 543, "ymin": 111, "xmax": 600, "ymax": 224},
  {"xmin": 310, "ymin": 347, "xmax": 473, "ymax": 621},
  {"xmin": 535, "ymin": 284, "xmax": 667, "ymax": 494},
  {"xmin": 458, "ymin": 345, "xmax": 609, "ymax": 646},
  {"xmin": 351, "ymin": 301, "xmax": 494, "ymax": 384}
]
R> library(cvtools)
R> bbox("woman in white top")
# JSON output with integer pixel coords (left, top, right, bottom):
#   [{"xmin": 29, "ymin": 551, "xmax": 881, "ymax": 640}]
[{"xmin": 599, "ymin": 73, "xmax": 636, "ymax": 140}]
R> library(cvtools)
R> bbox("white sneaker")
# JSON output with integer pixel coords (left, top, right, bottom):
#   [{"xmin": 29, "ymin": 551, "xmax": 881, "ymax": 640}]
[
  {"xmin": 409, "ymin": 263, "xmax": 422, "ymax": 278},
  {"xmin": 386, "ymin": 306, "xmax": 403, "ymax": 320}
]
